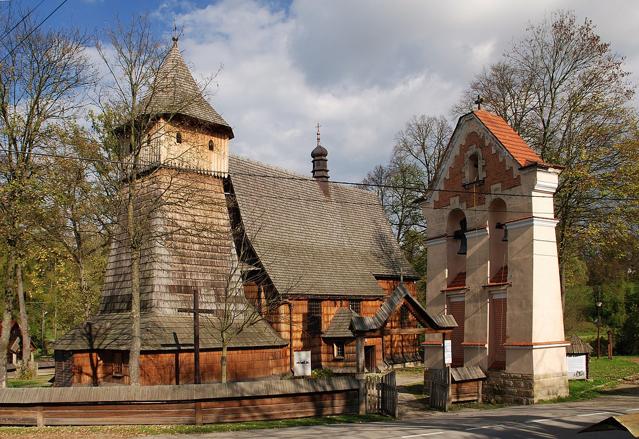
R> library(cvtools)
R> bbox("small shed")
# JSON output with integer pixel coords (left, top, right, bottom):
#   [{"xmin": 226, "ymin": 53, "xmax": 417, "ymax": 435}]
[
  {"xmin": 450, "ymin": 366, "xmax": 487, "ymax": 403},
  {"xmin": 566, "ymin": 335, "xmax": 593, "ymax": 380}
]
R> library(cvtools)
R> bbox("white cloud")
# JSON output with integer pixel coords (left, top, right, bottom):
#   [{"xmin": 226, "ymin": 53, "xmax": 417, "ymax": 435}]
[{"xmin": 157, "ymin": 0, "xmax": 639, "ymax": 182}]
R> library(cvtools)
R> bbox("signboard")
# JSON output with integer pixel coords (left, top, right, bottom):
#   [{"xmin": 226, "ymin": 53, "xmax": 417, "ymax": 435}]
[
  {"xmin": 566, "ymin": 354, "xmax": 587, "ymax": 380},
  {"xmin": 293, "ymin": 351, "xmax": 311, "ymax": 376},
  {"xmin": 444, "ymin": 340, "xmax": 452, "ymax": 365}
]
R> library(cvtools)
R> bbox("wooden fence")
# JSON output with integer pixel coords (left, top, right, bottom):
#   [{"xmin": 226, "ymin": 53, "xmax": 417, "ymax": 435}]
[
  {"xmin": 0, "ymin": 377, "xmax": 359, "ymax": 426},
  {"xmin": 428, "ymin": 367, "xmax": 450, "ymax": 411},
  {"xmin": 365, "ymin": 371, "xmax": 398, "ymax": 418}
]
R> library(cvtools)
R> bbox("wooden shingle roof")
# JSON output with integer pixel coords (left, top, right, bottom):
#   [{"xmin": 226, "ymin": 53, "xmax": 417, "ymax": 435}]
[
  {"xmin": 451, "ymin": 366, "xmax": 487, "ymax": 382},
  {"xmin": 322, "ymin": 285, "xmax": 456, "ymax": 340},
  {"xmin": 142, "ymin": 40, "xmax": 233, "ymax": 138},
  {"xmin": 228, "ymin": 156, "xmax": 418, "ymax": 297},
  {"xmin": 351, "ymin": 284, "xmax": 457, "ymax": 332},
  {"xmin": 323, "ymin": 308, "xmax": 358, "ymax": 338},
  {"xmin": 54, "ymin": 312, "xmax": 286, "ymax": 351},
  {"xmin": 566, "ymin": 334, "xmax": 593, "ymax": 355}
]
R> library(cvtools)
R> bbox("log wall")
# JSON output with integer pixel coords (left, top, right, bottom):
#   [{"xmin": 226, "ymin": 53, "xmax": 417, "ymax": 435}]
[
  {"xmin": 68, "ymin": 346, "xmax": 290, "ymax": 386},
  {"xmin": 0, "ymin": 377, "xmax": 359, "ymax": 426},
  {"xmin": 270, "ymin": 279, "xmax": 422, "ymax": 373}
]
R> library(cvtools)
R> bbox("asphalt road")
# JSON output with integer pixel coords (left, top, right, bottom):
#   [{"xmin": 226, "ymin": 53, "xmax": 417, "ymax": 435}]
[{"xmin": 148, "ymin": 393, "xmax": 639, "ymax": 438}]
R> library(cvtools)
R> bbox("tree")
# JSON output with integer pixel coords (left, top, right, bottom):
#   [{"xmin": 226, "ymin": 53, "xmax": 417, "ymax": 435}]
[
  {"xmin": 393, "ymin": 115, "xmax": 452, "ymax": 190},
  {"xmin": 456, "ymin": 11, "xmax": 639, "ymax": 297},
  {"xmin": 41, "ymin": 124, "xmax": 108, "ymax": 320},
  {"xmin": 0, "ymin": 8, "xmax": 93, "ymax": 381},
  {"xmin": 364, "ymin": 115, "xmax": 452, "ymax": 278}
]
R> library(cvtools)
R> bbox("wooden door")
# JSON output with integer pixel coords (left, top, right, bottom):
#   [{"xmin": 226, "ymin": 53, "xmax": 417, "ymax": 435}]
[
  {"xmin": 488, "ymin": 295, "xmax": 507, "ymax": 370},
  {"xmin": 365, "ymin": 345, "xmax": 376, "ymax": 372}
]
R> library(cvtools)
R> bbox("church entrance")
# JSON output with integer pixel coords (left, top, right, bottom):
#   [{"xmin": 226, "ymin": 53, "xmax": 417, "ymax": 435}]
[{"xmin": 365, "ymin": 345, "xmax": 376, "ymax": 372}]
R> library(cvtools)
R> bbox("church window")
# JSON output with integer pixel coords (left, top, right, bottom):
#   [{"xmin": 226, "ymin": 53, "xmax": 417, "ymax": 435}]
[
  {"xmin": 112, "ymin": 351, "xmax": 123, "ymax": 377},
  {"xmin": 333, "ymin": 342, "xmax": 345, "ymax": 359},
  {"xmin": 350, "ymin": 300, "xmax": 361, "ymax": 314},
  {"xmin": 176, "ymin": 132, "xmax": 182, "ymax": 144},
  {"xmin": 208, "ymin": 139, "xmax": 215, "ymax": 151},
  {"xmin": 308, "ymin": 300, "xmax": 322, "ymax": 335}
]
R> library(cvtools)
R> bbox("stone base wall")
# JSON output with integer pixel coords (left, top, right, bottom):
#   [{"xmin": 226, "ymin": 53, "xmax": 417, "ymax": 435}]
[{"xmin": 483, "ymin": 370, "xmax": 568, "ymax": 404}]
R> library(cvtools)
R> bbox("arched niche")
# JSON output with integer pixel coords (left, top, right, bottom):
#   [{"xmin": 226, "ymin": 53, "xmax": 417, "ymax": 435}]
[
  {"xmin": 447, "ymin": 208, "xmax": 467, "ymax": 287},
  {"xmin": 488, "ymin": 198, "xmax": 508, "ymax": 283},
  {"xmin": 463, "ymin": 147, "xmax": 485, "ymax": 186}
]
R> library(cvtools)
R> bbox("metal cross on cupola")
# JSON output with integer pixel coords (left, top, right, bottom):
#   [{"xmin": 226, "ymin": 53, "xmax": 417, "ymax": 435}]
[
  {"xmin": 453, "ymin": 218, "xmax": 468, "ymax": 255},
  {"xmin": 474, "ymin": 95, "xmax": 484, "ymax": 110}
]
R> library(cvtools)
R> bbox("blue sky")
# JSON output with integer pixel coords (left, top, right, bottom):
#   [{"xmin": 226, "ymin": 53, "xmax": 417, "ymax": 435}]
[{"xmin": 4, "ymin": 0, "xmax": 639, "ymax": 182}]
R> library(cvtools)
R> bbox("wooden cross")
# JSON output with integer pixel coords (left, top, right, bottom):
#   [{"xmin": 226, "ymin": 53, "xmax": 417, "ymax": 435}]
[
  {"xmin": 474, "ymin": 94, "xmax": 484, "ymax": 110},
  {"xmin": 178, "ymin": 289, "xmax": 216, "ymax": 384},
  {"xmin": 316, "ymin": 122, "xmax": 321, "ymax": 147},
  {"xmin": 160, "ymin": 332, "xmax": 193, "ymax": 385}
]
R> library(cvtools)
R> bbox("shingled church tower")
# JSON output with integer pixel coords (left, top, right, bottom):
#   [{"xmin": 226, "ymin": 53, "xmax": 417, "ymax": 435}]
[{"xmin": 54, "ymin": 39, "xmax": 287, "ymax": 386}]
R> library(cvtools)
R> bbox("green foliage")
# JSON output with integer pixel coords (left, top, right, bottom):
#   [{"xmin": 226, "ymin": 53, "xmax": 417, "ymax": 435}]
[
  {"xmin": 618, "ymin": 283, "xmax": 639, "ymax": 354},
  {"xmin": 563, "ymin": 285, "xmax": 593, "ymax": 333},
  {"xmin": 9, "ymin": 372, "xmax": 52, "ymax": 388},
  {"xmin": 311, "ymin": 368, "xmax": 334, "ymax": 379}
]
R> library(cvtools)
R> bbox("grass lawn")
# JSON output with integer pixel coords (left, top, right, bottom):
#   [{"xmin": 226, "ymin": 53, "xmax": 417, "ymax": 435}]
[
  {"xmin": 556, "ymin": 355, "xmax": 639, "ymax": 402},
  {"xmin": 395, "ymin": 366, "xmax": 424, "ymax": 376},
  {"xmin": 0, "ymin": 414, "xmax": 390, "ymax": 438},
  {"xmin": 7, "ymin": 374, "xmax": 53, "ymax": 388}
]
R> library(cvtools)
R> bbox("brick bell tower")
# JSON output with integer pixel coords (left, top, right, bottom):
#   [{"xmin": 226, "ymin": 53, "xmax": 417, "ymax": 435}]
[{"xmin": 420, "ymin": 108, "xmax": 568, "ymax": 404}]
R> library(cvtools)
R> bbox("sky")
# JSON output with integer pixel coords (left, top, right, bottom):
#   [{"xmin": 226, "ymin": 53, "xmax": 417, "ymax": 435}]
[{"xmin": 5, "ymin": 0, "xmax": 639, "ymax": 181}]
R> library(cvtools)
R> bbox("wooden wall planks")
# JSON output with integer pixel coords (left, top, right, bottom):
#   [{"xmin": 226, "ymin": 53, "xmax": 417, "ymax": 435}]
[{"xmin": 0, "ymin": 379, "xmax": 359, "ymax": 426}]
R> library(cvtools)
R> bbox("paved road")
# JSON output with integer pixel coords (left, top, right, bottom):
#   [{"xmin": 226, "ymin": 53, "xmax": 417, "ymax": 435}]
[{"xmin": 148, "ymin": 394, "xmax": 639, "ymax": 438}]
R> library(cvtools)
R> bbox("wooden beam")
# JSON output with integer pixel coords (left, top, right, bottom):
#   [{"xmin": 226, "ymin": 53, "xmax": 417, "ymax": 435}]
[
  {"xmin": 355, "ymin": 337, "xmax": 364, "ymax": 374},
  {"xmin": 382, "ymin": 328, "xmax": 431, "ymax": 336}
]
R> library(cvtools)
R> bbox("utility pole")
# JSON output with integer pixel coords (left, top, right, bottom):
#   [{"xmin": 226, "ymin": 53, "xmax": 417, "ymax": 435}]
[{"xmin": 596, "ymin": 287, "xmax": 603, "ymax": 359}]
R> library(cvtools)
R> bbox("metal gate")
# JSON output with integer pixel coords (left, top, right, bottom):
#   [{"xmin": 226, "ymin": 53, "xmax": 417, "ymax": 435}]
[{"xmin": 365, "ymin": 370, "xmax": 398, "ymax": 417}]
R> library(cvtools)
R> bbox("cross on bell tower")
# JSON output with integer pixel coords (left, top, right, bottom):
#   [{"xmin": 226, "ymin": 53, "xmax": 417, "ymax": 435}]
[{"xmin": 474, "ymin": 94, "xmax": 484, "ymax": 110}]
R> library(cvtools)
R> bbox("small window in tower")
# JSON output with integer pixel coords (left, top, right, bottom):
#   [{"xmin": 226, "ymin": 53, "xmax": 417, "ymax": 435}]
[
  {"xmin": 350, "ymin": 300, "xmax": 361, "ymax": 314},
  {"xmin": 208, "ymin": 139, "xmax": 215, "ymax": 151},
  {"xmin": 112, "ymin": 351, "xmax": 123, "ymax": 377},
  {"xmin": 146, "ymin": 134, "xmax": 151, "ymax": 146},
  {"xmin": 333, "ymin": 342, "xmax": 345, "ymax": 360},
  {"xmin": 176, "ymin": 132, "xmax": 182, "ymax": 144}
]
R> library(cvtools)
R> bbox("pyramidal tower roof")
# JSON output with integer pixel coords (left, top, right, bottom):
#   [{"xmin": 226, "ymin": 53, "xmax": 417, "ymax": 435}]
[{"xmin": 143, "ymin": 38, "xmax": 234, "ymax": 138}]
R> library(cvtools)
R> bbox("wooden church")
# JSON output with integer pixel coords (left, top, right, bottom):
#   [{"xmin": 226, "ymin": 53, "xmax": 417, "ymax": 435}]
[
  {"xmin": 53, "ymin": 39, "xmax": 455, "ymax": 386},
  {"xmin": 420, "ymin": 108, "xmax": 569, "ymax": 403}
]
